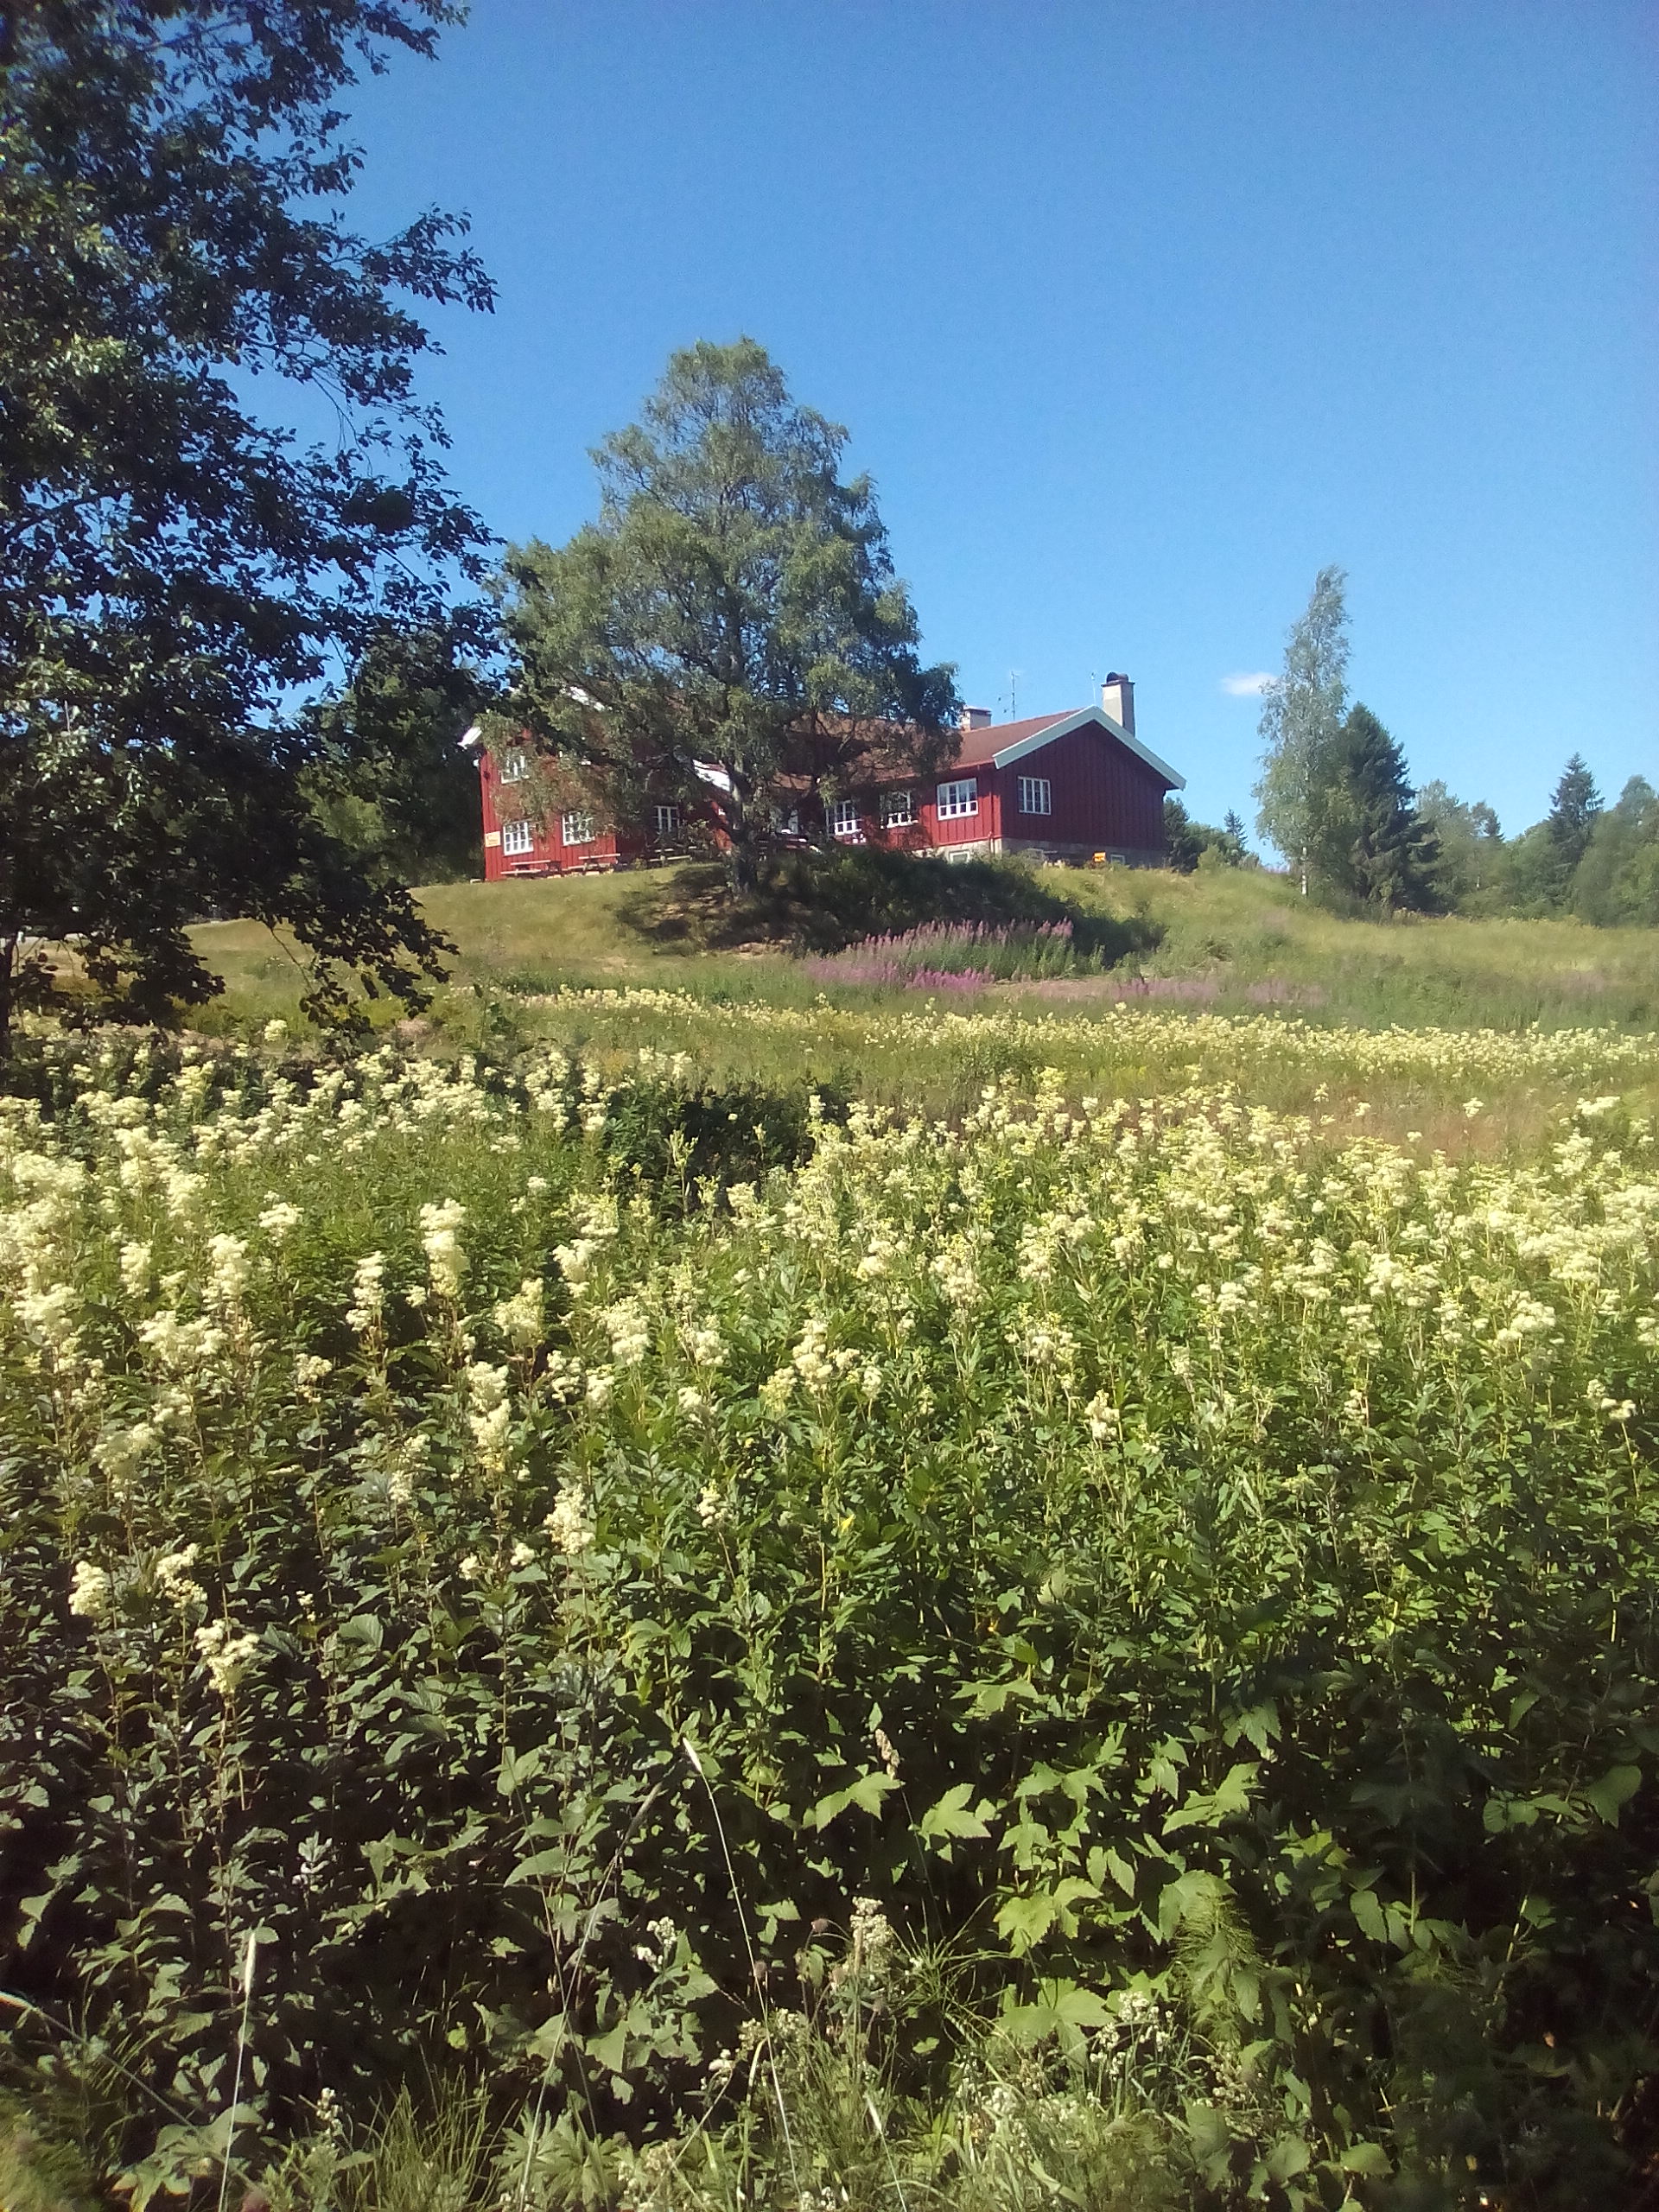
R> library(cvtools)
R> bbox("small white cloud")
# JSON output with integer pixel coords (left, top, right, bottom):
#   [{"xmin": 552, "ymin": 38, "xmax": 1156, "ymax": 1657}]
[{"xmin": 1221, "ymin": 671, "xmax": 1275, "ymax": 697}]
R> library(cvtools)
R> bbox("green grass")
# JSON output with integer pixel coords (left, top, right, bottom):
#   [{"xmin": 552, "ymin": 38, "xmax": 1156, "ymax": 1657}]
[{"xmin": 190, "ymin": 856, "xmax": 1659, "ymax": 1040}]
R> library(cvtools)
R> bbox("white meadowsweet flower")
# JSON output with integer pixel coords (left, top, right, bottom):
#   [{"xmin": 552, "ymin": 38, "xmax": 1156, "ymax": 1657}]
[
  {"xmin": 195, "ymin": 1620, "xmax": 259, "ymax": 1698},
  {"xmin": 544, "ymin": 1484, "xmax": 595, "ymax": 1556},
  {"xmin": 418, "ymin": 1199, "xmax": 467, "ymax": 1298},
  {"xmin": 68, "ymin": 1560, "xmax": 112, "ymax": 1619},
  {"xmin": 493, "ymin": 1276, "xmax": 545, "ymax": 1348},
  {"xmin": 346, "ymin": 1252, "xmax": 385, "ymax": 1333}
]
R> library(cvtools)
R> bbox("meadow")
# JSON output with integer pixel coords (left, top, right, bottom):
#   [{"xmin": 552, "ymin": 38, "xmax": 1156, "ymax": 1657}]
[
  {"xmin": 188, "ymin": 857, "xmax": 1659, "ymax": 1038},
  {"xmin": 3, "ymin": 874, "xmax": 1659, "ymax": 2210}
]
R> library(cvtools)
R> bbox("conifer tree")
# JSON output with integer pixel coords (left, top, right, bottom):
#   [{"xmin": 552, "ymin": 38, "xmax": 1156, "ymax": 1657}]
[
  {"xmin": 1315, "ymin": 703, "xmax": 1440, "ymax": 912},
  {"xmin": 1546, "ymin": 754, "xmax": 1603, "ymax": 873}
]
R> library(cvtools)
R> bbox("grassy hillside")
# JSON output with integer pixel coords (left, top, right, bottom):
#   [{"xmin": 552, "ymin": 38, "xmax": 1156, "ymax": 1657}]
[{"xmin": 191, "ymin": 855, "xmax": 1659, "ymax": 1035}]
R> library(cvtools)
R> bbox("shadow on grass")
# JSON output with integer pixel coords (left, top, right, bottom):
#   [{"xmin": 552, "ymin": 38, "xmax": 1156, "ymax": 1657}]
[{"xmin": 616, "ymin": 849, "xmax": 1164, "ymax": 967}]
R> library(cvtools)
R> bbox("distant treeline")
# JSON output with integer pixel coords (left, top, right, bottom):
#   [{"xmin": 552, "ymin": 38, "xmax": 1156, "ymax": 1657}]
[
  {"xmin": 1191, "ymin": 564, "xmax": 1659, "ymax": 925},
  {"xmin": 1168, "ymin": 753, "xmax": 1659, "ymax": 926}
]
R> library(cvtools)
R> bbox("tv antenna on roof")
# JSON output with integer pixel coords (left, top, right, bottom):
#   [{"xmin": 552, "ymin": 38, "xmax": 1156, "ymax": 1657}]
[{"xmin": 1007, "ymin": 668, "xmax": 1019, "ymax": 720}]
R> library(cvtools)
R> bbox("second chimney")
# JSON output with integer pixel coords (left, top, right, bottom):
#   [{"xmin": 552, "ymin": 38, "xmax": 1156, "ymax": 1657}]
[
  {"xmin": 1100, "ymin": 674, "xmax": 1135, "ymax": 734},
  {"xmin": 960, "ymin": 705, "xmax": 992, "ymax": 732}
]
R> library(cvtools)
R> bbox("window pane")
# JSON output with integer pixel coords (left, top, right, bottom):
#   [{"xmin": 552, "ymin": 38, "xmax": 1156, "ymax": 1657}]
[
  {"xmin": 936, "ymin": 779, "xmax": 978, "ymax": 818},
  {"xmin": 562, "ymin": 812, "xmax": 594, "ymax": 845},
  {"xmin": 501, "ymin": 819, "xmax": 533, "ymax": 855}
]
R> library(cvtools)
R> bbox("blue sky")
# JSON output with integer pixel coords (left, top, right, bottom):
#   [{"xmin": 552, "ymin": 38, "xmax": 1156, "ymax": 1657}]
[{"xmin": 339, "ymin": 0, "xmax": 1655, "ymax": 840}]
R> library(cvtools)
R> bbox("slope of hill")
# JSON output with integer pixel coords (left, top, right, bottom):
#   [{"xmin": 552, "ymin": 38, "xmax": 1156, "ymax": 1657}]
[{"xmin": 191, "ymin": 856, "xmax": 1659, "ymax": 1034}]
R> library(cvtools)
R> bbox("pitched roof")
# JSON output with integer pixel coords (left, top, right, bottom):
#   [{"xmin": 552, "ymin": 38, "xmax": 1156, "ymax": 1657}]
[
  {"xmin": 951, "ymin": 712, "xmax": 1071, "ymax": 767},
  {"xmin": 954, "ymin": 706, "xmax": 1185, "ymax": 790}
]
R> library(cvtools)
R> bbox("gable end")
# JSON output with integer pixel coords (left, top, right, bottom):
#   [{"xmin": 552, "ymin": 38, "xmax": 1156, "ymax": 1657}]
[{"xmin": 992, "ymin": 706, "xmax": 1185, "ymax": 790}]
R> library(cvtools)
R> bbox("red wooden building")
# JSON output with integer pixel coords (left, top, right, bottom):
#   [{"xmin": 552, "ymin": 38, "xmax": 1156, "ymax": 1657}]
[{"xmin": 469, "ymin": 675, "xmax": 1181, "ymax": 879}]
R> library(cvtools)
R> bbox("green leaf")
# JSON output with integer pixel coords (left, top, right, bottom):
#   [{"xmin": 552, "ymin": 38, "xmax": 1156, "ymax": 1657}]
[
  {"xmin": 995, "ymin": 1878, "xmax": 1098, "ymax": 1955},
  {"xmin": 1580, "ymin": 1764, "xmax": 1641, "ymax": 1826},
  {"xmin": 995, "ymin": 1891, "xmax": 1059, "ymax": 1953},
  {"xmin": 1164, "ymin": 1760, "xmax": 1260, "ymax": 1834},
  {"xmin": 587, "ymin": 2021, "xmax": 630, "ymax": 2072},
  {"xmin": 1102, "ymin": 1847, "xmax": 1137, "ymax": 1897},
  {"xmin": 1351, "ymin": 1888, "xmax": 1388, "ymax": 1942},
  {"xmin": 918, "ymin": 1782, "xmax": 992, "ymax": 1842},
  {"xmin": 998, "ymin": 1978, "xmax": 1113, "ymax": 2047},
  {"xmin": 1340, "ymin": 2141, "xmax": 1392, "ymax": 2176},
  {"xmin": 807, "ymin": 1771, "xmax": 899, "ymax": 1828},
  {"xmin": 1264, "ymin": 2133, "xmax": 1311, "ymax": 2182}
]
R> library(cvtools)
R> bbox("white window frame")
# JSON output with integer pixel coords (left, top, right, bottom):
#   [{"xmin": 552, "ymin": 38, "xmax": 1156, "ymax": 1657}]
[
  {"xmin": 936, "ymin": 778, "xmax": 978, "ymax": 820},
  {"xmin": 653, "ymin": 802, "xmax": 683, "ymax": 836},
  {"xmin": 1018, "ymin": 775, "xmax": 1052, "ymax": 817},
  {"xmin": 830, "ymin": 798, "xmax": 861, "ymax": 840},
  {"xmin": 561, "ymin": 810, "xmax": 595, "ymax": 847},
  {"xmin": 499, "ymin": 747, "xmax": 531, "ymax": 783},
  {"xmin": 880, "ymin": 789, "xmax": 915, "ymax": 827},
  {"xmin": 772, "ymin": 804, "xmax": 801, "ymax": 836},
  {"xmin": 499, "ymin": 817, "xmax": 535, "ymax": 857}
]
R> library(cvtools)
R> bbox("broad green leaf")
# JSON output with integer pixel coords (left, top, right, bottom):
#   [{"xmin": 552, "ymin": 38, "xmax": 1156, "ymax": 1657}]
[
  {"xmin": 1164, "ymin": 1761, "xmax": 1260, "ymax": 1834},
  {"xmin": 918, "ymin": 1783, "xmax": 992, "ymax": 1842},
  {"xmin": 1341, "ymin": 2141, "xmax": 1392, "ymax": 2176},
  {"xmin": 1580, "ymin": 1764, "xmax": 1641, "ymax": 1826},
  {"xmin": 995, "ymin": 1891, "xmax": 1059, "ymax": 1953},
  {"xmin": 808, "ymin": 1771, "xmax": 899, "ymax": 1828}
]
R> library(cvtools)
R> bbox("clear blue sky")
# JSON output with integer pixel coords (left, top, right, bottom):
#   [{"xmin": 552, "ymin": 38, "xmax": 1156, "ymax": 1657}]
[{"xmin": 340, "ymin": 0, "xmax": 1655, "ymax": 840}]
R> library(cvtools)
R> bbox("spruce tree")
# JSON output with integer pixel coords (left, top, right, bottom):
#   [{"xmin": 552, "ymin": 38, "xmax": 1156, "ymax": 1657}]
[
  {"xmin": 1547, "ymin": 754, "xmax": 1603, "ymax": 869},
  {"xmin": 1316, "ymin": 704, "xmax": 1440, "ymax": 913}
]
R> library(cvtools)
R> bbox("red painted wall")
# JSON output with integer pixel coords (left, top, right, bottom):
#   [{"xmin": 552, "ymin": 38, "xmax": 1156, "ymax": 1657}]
[
  {"xmin": 478, "ymin": 742, "xmax": 641, "ymax": 878},
  {"xmin": 1000, "ymin": 724, "xmax": 1167, "ymax": 850},
  {"xmin": 478, "ymin": 716, "xmax": 1171, "ymax": 875}
]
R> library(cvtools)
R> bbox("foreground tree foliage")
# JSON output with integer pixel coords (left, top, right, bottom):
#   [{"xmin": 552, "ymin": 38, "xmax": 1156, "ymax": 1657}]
[
  {"xmin": 0, "ymin": 0, "xmax": 493, "ymax": 1052},
  {"xmin": 501, "ymin": 340, "xmax": 961, "ymax": 889}
]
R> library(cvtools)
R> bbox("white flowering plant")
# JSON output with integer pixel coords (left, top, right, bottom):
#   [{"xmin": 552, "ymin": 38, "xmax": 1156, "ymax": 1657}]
[{"xmin": 0, "ymin": 1021, "xmax": 1656, "ymax": 2207}]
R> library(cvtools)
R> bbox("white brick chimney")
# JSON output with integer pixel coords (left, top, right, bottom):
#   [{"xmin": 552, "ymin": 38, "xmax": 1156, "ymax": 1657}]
[
  {"xmin": 1100, "ymin": 674, "xmax": 1135, "ymax": 734},
  {"xmin": 960, "ymin": 705, "xmax": 992, "ymax": 731}
]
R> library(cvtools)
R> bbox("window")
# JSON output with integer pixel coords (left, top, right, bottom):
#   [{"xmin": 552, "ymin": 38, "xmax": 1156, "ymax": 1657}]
[
  {"xmin": 1018, "ymin": 775, "xmax": 1052, "ymax": 817},
  {"xmin": 499, "ymin": 747, "xmax": 531, "ymax": 783},
  {"xmin": 936, "ymin": 778, "xmax": 978, "ymax": 819},
  {"xmin": 830, "ymin": 798, "xmax": 861, "ymax": 839},
  {"xmin": 880, "ymin": 789, "xmax": 915, "ymax": 827},
  {"xmin": 561, "ymin": 810, "xmax": 595, "ymax": 846},
  {"xmin": 653, "ymin": 803, "xmax": 683, "ymax": 835},
  {"xmin": 500, "ymin": 818, "xmax": 534, "ymax": 857},
  {"xmin": 772, "ymin": 805, "xmax": 801, "ymax": 836}
]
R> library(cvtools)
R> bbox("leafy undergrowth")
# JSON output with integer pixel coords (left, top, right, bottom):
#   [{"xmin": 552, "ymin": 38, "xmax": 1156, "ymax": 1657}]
[{"xmin": 1, "ymin": 1030, "xmax": 1657, "ymax": 2209}]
